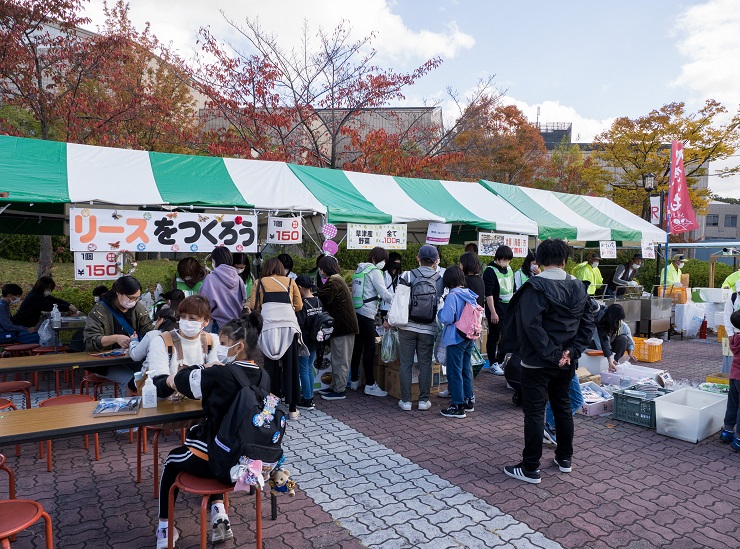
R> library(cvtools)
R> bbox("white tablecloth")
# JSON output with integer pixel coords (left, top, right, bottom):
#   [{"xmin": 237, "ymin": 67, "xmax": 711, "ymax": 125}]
[{"xmin": 674, "ymin": 302, "xmax": 724, "ymax": 335}]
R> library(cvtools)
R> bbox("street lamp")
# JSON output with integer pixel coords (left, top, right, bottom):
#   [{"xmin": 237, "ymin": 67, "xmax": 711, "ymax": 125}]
[{"xmin": 642, "ymin": 172, "xmax": 656, "ymax": 221}]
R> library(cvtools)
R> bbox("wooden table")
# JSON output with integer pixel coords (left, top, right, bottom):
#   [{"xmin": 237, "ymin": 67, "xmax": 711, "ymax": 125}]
[
  {"xmin": 0, "ymin": 399, "xmax": 204, "ymax": 446},
  {"xmin": 0, "ymin": 353, "xmax": 133, "ymax": 395}
]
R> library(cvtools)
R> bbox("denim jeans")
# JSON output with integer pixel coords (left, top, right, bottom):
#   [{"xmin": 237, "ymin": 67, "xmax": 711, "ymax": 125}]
[
  {"xmin": 0, "ymin": 330, "xmax": 39, "ymax": 345},
  {"xmin": 545, "ymin": 372, "xmax": 584, "ymax": 427},
  {"xmin": 446, "ymin": 339, "xmax": 473, "ymax": 405},
  {"xmin": 521, "ymin": 366, "xmax": 574, "ymax": 470},
  {"xmin": 723, "ymin": 378, "xmax": 740, "ymax": 436},
  {"xmin": 299, "ymin": 349, "xmax": 317, "ymax": 399},
  {"xmin": 398, "ymin": 329, "xmax": 435, "ymax": 402}
]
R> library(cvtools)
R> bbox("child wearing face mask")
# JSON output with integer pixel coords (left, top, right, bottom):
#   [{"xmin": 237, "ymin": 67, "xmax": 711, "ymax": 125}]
[
  {"xmin": 146, "ymin": 296, "xmax": 219, "ymax": 397},
  {"xmin": 155, "ymin": 313, "xmax": 266, "ymax": 548},
  {"xmin": 0, "ymin": 284, "xmax": 40, "ymax": 344}
]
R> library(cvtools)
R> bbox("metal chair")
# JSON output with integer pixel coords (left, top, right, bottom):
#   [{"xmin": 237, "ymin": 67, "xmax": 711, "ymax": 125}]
[
  {"xmin": 38, "ymin": 395, "xmax": 100, "ymax": 472},
  {"xmin": 0, "ymin": 453, "xmax": 53, "ymax": 549},
  {"xmin": 167, "ymin": 472, "xmax": 263, "ymax": 549}
]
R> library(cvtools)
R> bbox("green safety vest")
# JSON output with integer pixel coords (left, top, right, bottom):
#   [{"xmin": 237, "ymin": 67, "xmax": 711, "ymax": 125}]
[
  {"xmin": 175, "ymin": 277, "xmax": 203, "ymax": 297},
  {"xmin": 490, "ymin": 265, "xmax": 515, "ymax": 303}
]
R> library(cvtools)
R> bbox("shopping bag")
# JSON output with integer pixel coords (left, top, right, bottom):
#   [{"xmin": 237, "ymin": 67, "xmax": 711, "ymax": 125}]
[
  {"xmin": 380, "ymin": 328, "xmax": 399, "ymax": 363},
  {"xmin": 434, "ymin": 335, "xmax": 446, "ymax": 367},
  {"xmin": 387, "ymin": 281, "xmax": 410, "ymax": 327},
  {"xmin": 38, "ymin": 320, "xmax": 54, "ymax": 347}
]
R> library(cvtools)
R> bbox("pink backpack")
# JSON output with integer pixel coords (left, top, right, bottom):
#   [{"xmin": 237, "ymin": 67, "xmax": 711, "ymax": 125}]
[{"xmin": 455, "ymin": 302, "xmax": 485, "ymax": 339}]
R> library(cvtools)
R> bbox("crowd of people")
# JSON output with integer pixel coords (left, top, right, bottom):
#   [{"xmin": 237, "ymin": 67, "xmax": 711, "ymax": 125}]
[{"xmin": 3, "ymin": 240, "xmax": 740, "ymax": 543}]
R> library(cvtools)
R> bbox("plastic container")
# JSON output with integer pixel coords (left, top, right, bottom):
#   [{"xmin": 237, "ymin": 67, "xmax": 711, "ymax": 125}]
[
  {"xmin": 580, "ymin": 351, "xmax": 608, "ymax": 375},
  {"xmin": 633, "ymin": 337, "xmax": 663, "ymax": 363},
  {"xmin": 612, "ymin": 385, "xmax": 668, "ymax": 428},
  {"xmin": 50, "ymin": 304, "xmax": 62, "ymax": 329},
  {"xmin": 141, "ymin": 373, "xmax": 157, "ymax": 409},
  {"xmin": 654, "ymin": 388, "xmax": 727, "ymax": 443}
]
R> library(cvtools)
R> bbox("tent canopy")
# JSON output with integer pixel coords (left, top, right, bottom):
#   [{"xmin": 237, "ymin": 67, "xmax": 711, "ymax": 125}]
[
  {"xmin": 480, "ymin": 180, "xmax": 666, "ymax": 244},
  {"xmin": 1, "ymin": 135, "xmax": 664, "ymax": 244}
]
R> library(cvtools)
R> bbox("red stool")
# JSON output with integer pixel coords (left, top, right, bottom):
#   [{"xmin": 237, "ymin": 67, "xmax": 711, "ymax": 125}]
[
  {"xmin": 0, "ymin": 401, "xmax": 21, "ymax": 458},
  {"xmin": 0, "ymin": 453, "xmax": 53, "ymax": 548},
  {"xmin": 0, "ymin": 344, "xmax": 38, "ymax": 358},
  {"xmin": 80, "ymin": 372, "xmax": 119, "ymax": 399},
  {"xmin": 38, "ymin": 395, "xmax": 100, "ymax": 472},
  {"xmin": 31, "ymin": 347, "xmax": 70, "ymax": 394},
  {"xmin": 0, "ymin": 500, "xmax": 53, "ymax": 548},
  {"xmin": 0, "ymin": 344, "xmax": 39, "ymax": 388},
  {"xmin": 137, "ymin": 426, "xmax": 187, "ymax": 499},
  {"xmin": 0, "ymin": 381, "xmax": 31, "ymax": 410},
  {"xmin": 167, "ymin": 472, "xmax": 260, "ymax": 549}
]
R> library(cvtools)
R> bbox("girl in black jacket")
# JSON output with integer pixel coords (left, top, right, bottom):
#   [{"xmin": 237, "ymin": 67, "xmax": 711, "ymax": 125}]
[{"xmin": 155, "ymin": 313, "xmax": 266, "ymax": 549}]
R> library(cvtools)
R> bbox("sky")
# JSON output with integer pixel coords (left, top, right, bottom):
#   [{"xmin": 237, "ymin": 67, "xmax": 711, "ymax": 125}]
[{"xmin": 81, "ymin": 0, "xmax": 740, "ymax": 198}]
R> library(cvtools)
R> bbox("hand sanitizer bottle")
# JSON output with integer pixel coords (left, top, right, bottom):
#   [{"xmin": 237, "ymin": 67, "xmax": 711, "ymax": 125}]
[
  {"xmin": 141, "ymin": 372, "xmax": 157, "ymax": 409},
  {"xmin": 50, "ymin": 304, "xmax": 61, "ymax": 329}
]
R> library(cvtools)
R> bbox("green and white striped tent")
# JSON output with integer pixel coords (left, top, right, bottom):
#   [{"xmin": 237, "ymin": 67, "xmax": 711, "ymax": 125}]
[
  {"xmin": 0, "ymin": 135, "xmax": 665, "ymax": 243},
  {"xmin": 0, "ymin": 135, "xmax": 536, "ymax": 235},
  {"xmin": 480, "ymin": 180, "xmax": 666, "ymax": 244}
]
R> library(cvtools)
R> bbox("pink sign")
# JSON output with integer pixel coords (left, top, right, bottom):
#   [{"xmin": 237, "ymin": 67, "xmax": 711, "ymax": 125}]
[
  {"xmin": 668, "ymin": 141, "xmax": 700, "ymax": 235},
  {"xmin": 322, "ymin": 240, "xmax": 338, "ymax": 255},
  {"xmin": 322, "ymin": 224, "xmax": 338, "ymax": 239}
]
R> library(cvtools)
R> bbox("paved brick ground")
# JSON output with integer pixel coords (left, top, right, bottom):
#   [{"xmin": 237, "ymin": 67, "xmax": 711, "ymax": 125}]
[{"xmin": 1, "ymin": 335, "xmax": 738, "ymax": 548}]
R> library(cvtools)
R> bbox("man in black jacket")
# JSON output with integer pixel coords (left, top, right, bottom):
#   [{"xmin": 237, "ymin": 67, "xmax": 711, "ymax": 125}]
[{"xmin": 502, "ymin": 239, "xmax": 595, "ymax": 484}]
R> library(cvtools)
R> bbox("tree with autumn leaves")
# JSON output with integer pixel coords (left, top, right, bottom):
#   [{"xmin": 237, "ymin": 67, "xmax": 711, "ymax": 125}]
[
  {"xmin": 0, "ymin": 0, "xmax": 202, "ymax": 274},
  {"xmin": 593, "ymin": 100, "xmax": 740, "ymax": 219}
]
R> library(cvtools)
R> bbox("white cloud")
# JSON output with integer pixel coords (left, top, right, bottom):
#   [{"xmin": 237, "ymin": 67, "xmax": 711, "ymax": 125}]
[
  {"xmin": 502, "ymin": 97, "xmax": 614, "ymax": 143},
  {"xmin": 671, "ymin": 0, "xmax": 740, "ymax": 198},
  {"xmin": 82, "ymin": 0, "xmax": 475, "ymax": 65}
]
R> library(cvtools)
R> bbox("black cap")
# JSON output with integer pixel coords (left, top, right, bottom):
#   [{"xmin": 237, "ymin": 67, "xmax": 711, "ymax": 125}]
[{"xmin": 295, "ymin": 274, "xmax": 313, "ymax": 288}]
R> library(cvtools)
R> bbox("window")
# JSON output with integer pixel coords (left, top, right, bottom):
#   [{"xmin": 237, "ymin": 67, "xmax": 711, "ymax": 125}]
[
  {"xmin": 725, "ymin": 215, "xmax": 738, "ymax": 228},
  {"xmin": 706, "ymin": 214, "xmax": 719, "ymax": 226}
]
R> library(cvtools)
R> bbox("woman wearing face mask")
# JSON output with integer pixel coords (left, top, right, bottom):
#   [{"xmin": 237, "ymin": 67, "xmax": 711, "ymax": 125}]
[
  {"xmin": 83, "ymin": 276, "xmax": 155, "ymax": 385},
  {"xmin": 514, "ymin": 252, "xmax": 540, "ymax": 293},
  {"xmin": 155, "ymin": 313, "xmax": 266, "ymax": 548},
  {"xmin": 231, "ymin": 252, "xmax": 255, "ymax": 300},
  {"xmin": 607, "ymin": 253, "xmax": 643, "ymax": 296},
  {"xmin": 349, "ymin": 247, "xmax": 393, "ymax": 397},
  {"xmin": 379, "ymin": 252, "xmax": 403, "ymax": 326},
  {"xmin": 482, "ymin": 245, "xmax": 515, "ymax": 374},
  {"xmin": 13, "ymin": 276, "xmax": 78, "ymax": 328},
  {"xmin": 146, "ymin": 296, "xmax": 219, "ymax": 395}
]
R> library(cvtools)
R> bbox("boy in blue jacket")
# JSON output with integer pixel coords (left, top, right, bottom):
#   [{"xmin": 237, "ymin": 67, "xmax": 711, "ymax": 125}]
[{"xmin": 437, "ymin": 266, "xmax": 480, "ymax": 419}]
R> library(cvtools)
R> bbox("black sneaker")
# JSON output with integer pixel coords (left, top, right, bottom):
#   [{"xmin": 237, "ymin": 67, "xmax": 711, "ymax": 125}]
[
  {"xmin": 321, "ymin": 391, "xmax": 346, "ymax": 401},
  {"xmin": 317, "ymin": 388, "xmax": 332, "ymax": 395},
  {"xmin": 462, "ymin": 399, "xmax": 474, "ymax": 412},
  {"xmin": 554, "ymin": 457, "xmax": 572, "ymax": 473},
  {"xmin": 440, "ymin": 405, "xmax": 466, "ymax": 419},
  {"xmin": 297, "ymin": 398, "xmax": 315, "ymax": 410},
  {"xmin": 504, "ymin": 463, "xmax": 541, "ymax": 484}
]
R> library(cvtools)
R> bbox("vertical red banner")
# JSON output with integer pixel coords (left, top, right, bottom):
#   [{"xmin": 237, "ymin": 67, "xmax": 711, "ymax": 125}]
[{"xmin": 668, "ymin": 140, "xmax": 699, "ymax": 235}]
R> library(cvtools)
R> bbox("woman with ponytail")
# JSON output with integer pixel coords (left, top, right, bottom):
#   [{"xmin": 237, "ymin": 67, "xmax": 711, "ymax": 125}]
[{"xmin": 155, "ymin": 313, "xmax": 266, "ymax": 548}]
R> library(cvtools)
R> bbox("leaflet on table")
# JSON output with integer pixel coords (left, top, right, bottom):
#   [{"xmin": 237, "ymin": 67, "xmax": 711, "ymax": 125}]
[
  {"xmin": 90, "ymin": 349, "xmax": 129, "ymax": 358},
  {"xmin": 69, "ymin": 207, "xmax": 258, "ymax": 253},
  {"xmin": 92, "ymin": 397, "xmax": 141, "ymax": 416}
]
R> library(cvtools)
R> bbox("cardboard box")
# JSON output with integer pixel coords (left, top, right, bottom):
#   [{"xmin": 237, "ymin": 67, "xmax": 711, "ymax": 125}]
[
  {"xmin": 577, "ymin": 381, "xmax": 614, "ymax": 416},
  {"xmin": 384, "ymin": 362, "xmax": 440, "ymax": 401},
  {"xmin": 576, "ymin": 366, "xmax": 593, "ymax": 383}
]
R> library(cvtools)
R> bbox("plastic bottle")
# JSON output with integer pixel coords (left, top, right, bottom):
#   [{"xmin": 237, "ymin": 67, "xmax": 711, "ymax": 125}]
[
  {"xmin": 141, "ymin": 372, "xmax": 157, "ymax": 409},
  {"xmin": 50, "ymin": 304, "xmax": 62, "ymax": 329},
  {"xmin": 699, "ymin": 315, "xmax": 708, "ymax": 342}
]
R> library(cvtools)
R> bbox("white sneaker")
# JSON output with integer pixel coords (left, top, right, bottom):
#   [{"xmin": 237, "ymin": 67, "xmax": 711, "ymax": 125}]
[
  {"xmin": 398, "ymin": 400, "xmax": 412, "ymax": 411},
  {"xmin": 211, "ymin": 512, "xmax": 233, "ymax": 544},
  {"xmin": 288, "ymin": 410, "xmax": 300, "ymax": 420},
  {"xmin": 418, "ymin": 400, "xmax": 431, "ymax": 411},
  {"xmin": 438, "ymin": 389, "xmax": 450, "ymax": 397},
  {"xmin": 364, "ymin": 383, "xmax": 388, "ymax": 397},
  {"xmin": 490, "ymin": 363, "xmax": 505, "ymax": 376},
  {"xmin": 350, "ymin": 379, "xmax": 360, "ymax": 390},
  {"xmin": 156, "ymin": 526, "xmax": 179, "ymax": 549}
]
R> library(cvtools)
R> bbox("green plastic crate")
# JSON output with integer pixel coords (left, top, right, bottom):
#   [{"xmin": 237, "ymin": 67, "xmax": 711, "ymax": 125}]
[{"xmin": 612, "ymin": 386, "xmax": 668, "ymax": 428}]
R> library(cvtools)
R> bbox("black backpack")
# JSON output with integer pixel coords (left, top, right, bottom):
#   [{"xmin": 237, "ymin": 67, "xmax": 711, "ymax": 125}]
[
  {"xmin": 408, "ymin": 269, "xmax": 440, "ymax": 324},
  {"xmin": 208, "ymin": 364, "xmax": 285, "ymax": 484},
  {"xmin": 302, "ymin": 299, "xmax": 334, "ymax": 344}
]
